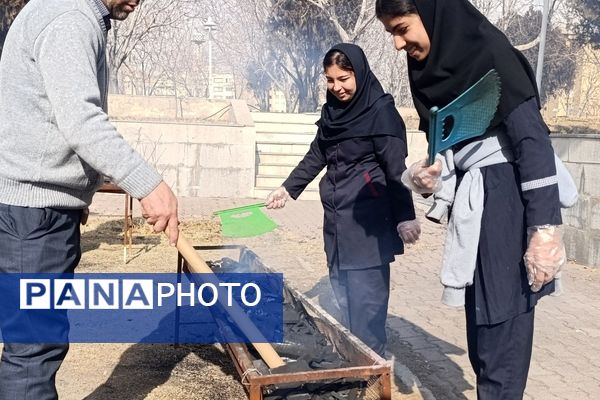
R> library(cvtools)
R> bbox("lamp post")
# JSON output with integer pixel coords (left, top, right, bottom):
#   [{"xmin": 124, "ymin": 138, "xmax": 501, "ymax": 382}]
[
  {"xmin": 204, "ymin": 17, "xmax": 217, "ymax": 99},
  {"xmin": 191, "ymin": 37, "xmax": 205, "ymax": 97},
  {"xmin": 535, "ymin": 0, "xmax": 550, "ymax": 93}
]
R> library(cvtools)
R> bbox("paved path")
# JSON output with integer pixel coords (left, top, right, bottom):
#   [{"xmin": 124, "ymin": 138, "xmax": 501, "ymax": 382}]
[{"xmin": 91, "ymin": 193, "xmax": 600, "ymax": 400}]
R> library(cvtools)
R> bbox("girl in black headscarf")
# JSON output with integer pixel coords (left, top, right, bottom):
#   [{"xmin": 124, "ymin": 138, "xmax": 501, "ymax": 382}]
[
  {"xmin": 375, "ymin": 0, "xmax": 567, "ymax": 398},
  {"xmin": 266, "ymin": 43, "xmax": 419, "ymax": 356}
]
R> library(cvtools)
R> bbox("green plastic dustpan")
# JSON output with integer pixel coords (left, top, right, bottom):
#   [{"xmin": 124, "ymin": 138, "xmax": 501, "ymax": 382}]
[{"xmin": 214, "ymin": 203, "xmax": 278, "ymax": 238}]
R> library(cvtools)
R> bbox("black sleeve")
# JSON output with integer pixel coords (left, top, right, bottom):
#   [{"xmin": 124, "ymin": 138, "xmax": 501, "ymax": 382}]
[
  {"xmin": 504, "ymin": 98, "xmax": 562, "ymax": 227},
  {"xmin": 282, "ymin": 135, "xmax": 326, "ymax": 200},
  {"xmin": 372, "ymin": 134, "xmax": 416, "ymax": 223}
]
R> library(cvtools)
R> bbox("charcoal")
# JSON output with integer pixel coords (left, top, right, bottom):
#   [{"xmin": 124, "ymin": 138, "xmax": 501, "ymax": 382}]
[
  {"xmin": 252, "ymin": 359, "xmax": 270, "ymax": 375},
  {"xmin": 269, "ymin": 359, "xmax": 311, "ymax": 374},
  {"xmin": 209, "ymin": 257, "xmax": 376, "ymax": 400},
  {"xmin": 271, "ymin": 341, "xmax": 308, "ymax": 358},
  {"xmin": 284, "ymin": 395, "xmax": 311, "ymax": 400}
]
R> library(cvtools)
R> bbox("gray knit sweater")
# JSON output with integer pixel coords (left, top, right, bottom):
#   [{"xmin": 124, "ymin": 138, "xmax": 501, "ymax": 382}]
[{"xmin": 0, "ymin": 0, "xmax": 162, "ymax": 208}]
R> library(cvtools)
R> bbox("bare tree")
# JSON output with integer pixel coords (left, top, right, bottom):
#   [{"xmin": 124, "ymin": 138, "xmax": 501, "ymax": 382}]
[
  {"xmin": 194, "ymin": 0, "xmax": 421, "ymax": 111},
  {"xmin": 567, "ymin": 0, "xmax": 600, "ymax": 48},
  {"xmin": 106, "ymin": 0, "xmax": 200, "ymax": 93},
  {"xmin": 121, "ymin": 40, "xmax": 168, "ymax": 96},
  {"xmin": 200, "ymin": 0, "xmax": 278, "ymax": 108},
  {"xmin": 353, "ymin": 18, "xmax": 412, "ymax": 106},
  {"xmin": 306, "ymin": 0, "xmax": 376, "ymax": 43},
  {"xmin": 572, "ymin": 47, "xmax": 600, "ymax": 117},
  {"xmin": 80, "ymin": 0, "xmax": 591, "ymax": 120},
  {"xmin": 499, "ymin": 6, "xmax": 576, "ymax": 103}
]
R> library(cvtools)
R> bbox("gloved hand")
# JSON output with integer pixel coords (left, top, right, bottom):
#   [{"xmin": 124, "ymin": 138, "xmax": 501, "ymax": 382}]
[
  {"xmin": 397, "ymin": 219, "xmax": 421, "ymax": 245},
  {"xmin": 523, "ymin": 225, "xmax": 566, "ymax": 292},
  {"xmin": 265, "ymin": 186, "xmax": 290, "ymax": 209},
  {"xmin": 401, "ymin": 158, "xmax": 443, "ymax": 194}
]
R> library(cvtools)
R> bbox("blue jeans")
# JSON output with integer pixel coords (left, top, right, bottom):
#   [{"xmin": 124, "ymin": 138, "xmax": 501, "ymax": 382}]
[{"xmin": 0, "ymin": 203, "xmax": 81, "ymax": 400}]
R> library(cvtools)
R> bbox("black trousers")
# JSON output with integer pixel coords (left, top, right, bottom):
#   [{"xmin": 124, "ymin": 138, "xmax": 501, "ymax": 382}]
[
  {"xmin": 0, "ymin": 203, "xmax": 82, "ymax": 400},
  {"xmin": 329, "ymin": 263, "xmax": 390, "ymax": 356},
  {"xmin": 466, "ymin": 302, "xmax": 535, "ymax": 400}
]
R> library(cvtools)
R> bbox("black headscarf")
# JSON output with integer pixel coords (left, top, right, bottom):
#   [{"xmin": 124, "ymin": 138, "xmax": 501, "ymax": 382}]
[
  {"xmin": 409, "ymin": 0, "xmax": 540, "ymax": 133},
  {"xmin": 318, "ymin": 43, "xmax": 405, "ymax": 141}
]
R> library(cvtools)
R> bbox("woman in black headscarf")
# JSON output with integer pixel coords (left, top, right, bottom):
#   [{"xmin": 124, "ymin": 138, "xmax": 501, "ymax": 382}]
[
  {"xmin": 266, "ymin": 43, "xmax": 420, "ymax": 356},
  {"xmin": 375, "ymin": 0, "xmax": 567, "ymax": 398}
]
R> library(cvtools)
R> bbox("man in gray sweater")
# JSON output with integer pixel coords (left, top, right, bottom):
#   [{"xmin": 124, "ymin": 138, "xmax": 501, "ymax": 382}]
[{"xmin": 0, "ymin": 0, "xmax": 179, "ymax": 398}]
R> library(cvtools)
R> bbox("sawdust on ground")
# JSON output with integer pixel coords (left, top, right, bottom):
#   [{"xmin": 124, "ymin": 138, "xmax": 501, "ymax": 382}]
[{"xmin": 58, "ymin": 216, "xmax": 249, "ymax": 400}]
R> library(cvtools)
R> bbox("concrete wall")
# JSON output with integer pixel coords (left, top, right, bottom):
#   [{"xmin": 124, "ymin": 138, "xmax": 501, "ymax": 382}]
[
  {"xmin": 111, "ymin": 98, "xmax": 256, "ymax": 198},
  {"xmin": 552, "ymin": 133, "xmax": 600, "ymax": 267},
  {"xmin": 109, "ymin": 95, "xmax": 238, "ymax": 123}
]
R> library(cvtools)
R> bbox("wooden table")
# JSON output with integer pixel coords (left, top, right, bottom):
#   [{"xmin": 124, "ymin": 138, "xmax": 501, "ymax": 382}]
[{"xmin": 97, "ymin": 181, "xmax": 134, "ymax": 262}]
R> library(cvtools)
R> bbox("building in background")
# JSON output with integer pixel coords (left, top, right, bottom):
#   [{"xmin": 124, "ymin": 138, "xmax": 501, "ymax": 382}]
[
  {"xmin": 268, "ymin": 89, "xmax": 287, "ymax": 113},
  {"xmin": 211, "ymin": 73, "xmax": 235, "ymax": 100}
]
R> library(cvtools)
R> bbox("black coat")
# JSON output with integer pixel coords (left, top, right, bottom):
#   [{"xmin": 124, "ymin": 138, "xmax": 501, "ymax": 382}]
[
  {"xmin": 283, "ymin": 133, "xmax": 416, "ymax": 270},
  {"xmin": 466, "ymin": 98, "xmax": 561, "ymax": 325}
]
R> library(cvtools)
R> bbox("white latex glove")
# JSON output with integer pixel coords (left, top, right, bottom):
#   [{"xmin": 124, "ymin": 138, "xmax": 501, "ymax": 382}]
[
  {"xmin": 523, "ymin": 225, "xmax": 566, "ymax": 292},
  {"xmin": 265, "ymin": 186, "xmax": 290, "ymax": 209},
  {"xmin": 397, "ymin": 219, "xmax": 421, "ymax": 245},
  {"xmin": 401, "ymin": 158, "xmax": 443, "ymax": 194}
]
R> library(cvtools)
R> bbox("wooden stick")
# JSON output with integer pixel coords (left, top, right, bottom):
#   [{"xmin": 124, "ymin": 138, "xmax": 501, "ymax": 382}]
[{"xmin": 175, "ymin": 233, "xmax": 285, "ymax": 369}]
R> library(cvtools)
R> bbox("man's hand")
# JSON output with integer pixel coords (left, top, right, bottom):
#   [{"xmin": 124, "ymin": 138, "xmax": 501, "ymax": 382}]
[
  {"xmin": 401, "ymin": 158, "xmax": 443, "ymax": 194},
  {"xmin": 139, "ymin": 181, "xmax": 179, "ymax": 246}
]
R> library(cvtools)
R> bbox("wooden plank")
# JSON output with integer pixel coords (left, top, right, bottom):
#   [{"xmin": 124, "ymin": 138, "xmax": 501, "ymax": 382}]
[{"xmin": 251, "ymin": 365, "xmax": 389, "ymax": 385}]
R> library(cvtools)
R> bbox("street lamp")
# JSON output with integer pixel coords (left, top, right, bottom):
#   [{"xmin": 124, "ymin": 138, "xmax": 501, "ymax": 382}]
[
  {"xmin": 204, "ymin": 17, "xmax": 217, "ymax": 99},
  {"xmin": 191, "ymin": 37, "xmax": 205, "ymax": 97},
  {"xmin": 535, "ymin": 0, "xmax": 550, "ymax": 93}
]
